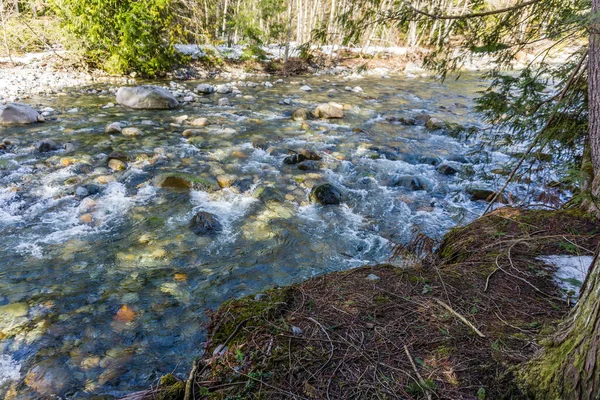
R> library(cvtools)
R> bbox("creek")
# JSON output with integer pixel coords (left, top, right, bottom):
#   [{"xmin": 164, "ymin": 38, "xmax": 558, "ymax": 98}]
[{"xmin": 0, "ymin": 73, "xmax": 564, "ymax": 397}]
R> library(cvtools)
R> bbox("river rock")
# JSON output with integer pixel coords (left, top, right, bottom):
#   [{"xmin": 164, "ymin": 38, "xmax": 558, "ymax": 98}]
[
  {"xmin": 393, "ymin": 176, "xmax": 430, "ymax": 191},
  {"xmin": 300, "ymin": 85, "xmax": 312, "ymax": 91},
  {"xmin": 25, "ymin": 360, "xmax": 71, "ymax": 396},
  {"xmin": 190, "ymin": 117, "xmax": 208, "ymax": 127},
  {"xmin": 426, "ymin": 118, "xmax": 445, "ymax": 130},
  {"xmin": 108, "ymin": 151, "xmax": 129, "ymax": 162},
  {"xmin": 310, "ymin": 184, "xmax": 342, "ymax": 205},
  {"xmin": 299, "ymin": 149, "xmax": 322, "ymax": 160},
  {"xmin": 122, "ymin": 127, "xmax": 143, "ymax": 137},
  {"xmin": 314, "ymin": 103, "xmax": 344, "ymax": 119},
  {"xmin": 183, "ymin": 129, "xmax": 202, "ymax": 138},
  {"xmin": 255, "ymin": 186, "xmax": 285, "ymax": 204},
  {"xmin": 419, "ymin": 156, "xmax": 442, "ymax": 166},
  {"xmin": 292, "ymin": 108, "xmax": 310, "ymax": 121},
  {"xmin": 116, "ymin": 85, "xmax": 178, "ymax": 109},
  {"xmin": 196, "ymin": 84, "xmax": 215, "ymax": 94},
  {"xmin": 189, "ymin": 211, "xmax": 222, "ymax": 235},
  {"xmin": 414, "ymin": 113, "xmax": 431, "ymax": 124},
  {"xmin": 466, "ymin": 186, "xmax": 505, "ymax": 203},
  {"xmin": 108, "ymin": 159, "xmax": 126, "ymax": 171},
  {"xmin": 105, "ymin": 122, "xmax": 122, "ymax": 134},
  {"xmin": 154, "ymin": 174, "xmax": 193, "ymax": 190},
  {"xmin": 36, "ymin": 139, "xmax": 60, "ymax": 152},
  {"xmin": 298, "ymin": 160, "xmax": 320, "ymax": 171},
  {"xmin": 215, "ymin": 84, "xmax": 231, "ymax": 94},
  {"xmin": 283, "ymin": 154, "xmax": 306, "ymax": 165},
  {"xmin": 0, "ymin": 103, "xmax": 44, "ymax": 125},
  {"xmin": 218, "ymin": 98, "xmax": 230, "ymax": 107},
  {"xmin": 437, "ymin": 164, "xmax": 459, "ymax": 176}
]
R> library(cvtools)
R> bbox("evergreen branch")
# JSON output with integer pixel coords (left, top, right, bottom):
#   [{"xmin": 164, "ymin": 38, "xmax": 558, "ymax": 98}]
[
  {"xmin": 397, "ymin": 0, "xmax": 543, "ymax": 21},
  {"xmin": 482, "ymin": 49, "xmax": 589, "ymax": 215}
]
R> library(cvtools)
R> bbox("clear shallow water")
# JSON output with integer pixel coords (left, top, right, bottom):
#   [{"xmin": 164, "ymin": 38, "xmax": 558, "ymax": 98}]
[{"xmin": 0, "ymin": 74, "xmax": 564, "ymax": 398}]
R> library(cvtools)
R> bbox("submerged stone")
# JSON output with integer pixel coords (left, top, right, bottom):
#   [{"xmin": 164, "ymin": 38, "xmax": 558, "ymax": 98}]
[
  {"xmin": 283, "ymin": 154, "xmax": 306, "ymax": 165},
  {"xmin": 25, "ymin": 360, "xmax": 72, "ymax": 396},
  {"xmin": 437, "ymin": 164, "xmax": 459, "ymax": 176},
  {"xmin": 292, "ymin": 108, "xmax": 310, "ymax": 121},
  {"xmin": 189, "ymin": 211, "xmax": 222, "ymax": 235},
  {"xmin": 36, "ymin": 139, "xmax": 60, "ymax": 152},
  {"xmin": 154, "ymin": 174, "xmax": 193, "ymax": 190},
  {"xmin": 310, "ymin": 184, "xmax": 342, "ymax": 205},
  {"xmin": 393, "ymin": 175, "xmax": 430, "ymax": 191},
  {"xmin": 116, "ymin": 85, "xmax": 179, "ymax": 109}
]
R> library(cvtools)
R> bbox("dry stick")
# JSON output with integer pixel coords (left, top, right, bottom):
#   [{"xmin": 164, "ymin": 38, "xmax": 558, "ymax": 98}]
[
  {"xmin": 307, "ymin": 317, "xmax": 335, "ymax": 375},
  {"xmin": 482, "ymin": 50, "xmax": 589, "ymax": 215},
  {"xmin": 403, "ymin": 345, "xmax": 433, "ymax": 400},
  {"xmin": 435, "ymin": 298, "xmax": 486, "ymax": 338}
]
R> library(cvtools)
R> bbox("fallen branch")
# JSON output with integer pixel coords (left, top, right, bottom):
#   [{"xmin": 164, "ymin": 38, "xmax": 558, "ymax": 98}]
[
  {"xmin": 404, "ymin": 344, "xmax": 433, "ymax": 400},
  {"xmin": 435, "ymin": 298, "xmax": 486, "ymax": 338}
]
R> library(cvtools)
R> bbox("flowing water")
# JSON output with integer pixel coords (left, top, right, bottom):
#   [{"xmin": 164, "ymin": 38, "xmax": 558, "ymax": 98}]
[{"xmin": 0, "ymin": 74, "xmax": 564, "ymax": 398}]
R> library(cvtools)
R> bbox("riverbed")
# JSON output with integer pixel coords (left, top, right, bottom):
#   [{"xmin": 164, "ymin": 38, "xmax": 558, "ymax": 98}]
[{"xmin": 0, "ymin": 73, "xmax": 565, "ymax": 398}]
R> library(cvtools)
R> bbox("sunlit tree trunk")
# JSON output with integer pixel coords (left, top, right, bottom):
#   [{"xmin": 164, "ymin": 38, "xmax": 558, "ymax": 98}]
[{"xmin": 521, "ymin": 4, "xmax": 600, "ymax": 398}]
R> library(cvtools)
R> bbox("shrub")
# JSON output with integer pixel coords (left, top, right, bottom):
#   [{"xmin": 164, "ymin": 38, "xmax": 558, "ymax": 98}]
[{"xmin": 49, "ymin": 0, "xmax": 185, "ymax": 76}]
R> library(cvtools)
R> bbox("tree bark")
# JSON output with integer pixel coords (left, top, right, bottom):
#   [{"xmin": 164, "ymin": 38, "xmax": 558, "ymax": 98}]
[
  {"xmin": 522, "ymin": 254, "xmax": 600, "ymax": 399},
  {"xmin": 522, "ymin": 4, "xmax": 600, "ymax": 398}
]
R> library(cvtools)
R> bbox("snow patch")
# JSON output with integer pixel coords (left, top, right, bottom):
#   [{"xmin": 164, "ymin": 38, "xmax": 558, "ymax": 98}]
[{"xmin": 537, "ymin": 255, "xmax": 594, "ymax": 297}]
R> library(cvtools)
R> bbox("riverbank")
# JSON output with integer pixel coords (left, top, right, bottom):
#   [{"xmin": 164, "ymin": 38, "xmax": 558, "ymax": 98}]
[
  {"xmin": 132, "ymin": 207, "xmax": 598, "ymax": 400},
  {"xmin": 0, "ymin": 42, "xmax": 576, "ymax": 103}
]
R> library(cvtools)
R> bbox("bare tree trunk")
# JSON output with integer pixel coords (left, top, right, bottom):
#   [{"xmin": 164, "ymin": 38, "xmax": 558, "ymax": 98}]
[
  {"xmin": 221, "ymin": 0, "xmax": 229, "ymax": 41},
  {"xmin": 283, "ymin": 0, "xmax": 294, "ymax": 76}
]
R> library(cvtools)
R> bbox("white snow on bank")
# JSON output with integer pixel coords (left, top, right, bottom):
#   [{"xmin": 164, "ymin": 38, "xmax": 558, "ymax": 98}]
[
  {"xmin": 0, "ymin": 354, "xmax": 21, "ymax": 386},
  {"xmin": 537, "ymin": 255, "xmax": 594, "ymax": 297}
]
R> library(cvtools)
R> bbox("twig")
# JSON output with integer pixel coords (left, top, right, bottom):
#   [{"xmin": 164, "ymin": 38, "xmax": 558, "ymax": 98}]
[
  {"xmin": 403, "ymin": 345, "xmax": 433, "ymax": 400},
  {"xmin": 307, "ymin": 317, "xmax": 335, "ymax": 375},
  {"xmin": 435, "ymin": 299, "xmax": 486, "ymax": 338},
  {"xmin": 484, "ymin": 267, "xmax": 499, "ymax": 292}
]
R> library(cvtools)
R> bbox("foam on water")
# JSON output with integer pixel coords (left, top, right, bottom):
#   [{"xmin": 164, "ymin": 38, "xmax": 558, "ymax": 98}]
[{"xmin": 0, "ymin": 355, "xmax": 20, "ymax": 386}]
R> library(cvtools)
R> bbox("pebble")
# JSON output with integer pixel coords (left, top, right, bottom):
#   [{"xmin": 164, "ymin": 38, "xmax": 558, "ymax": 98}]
[
  {"xmin": 300, "ymin": 85, "xmax": 312, "ymax": 91},
  {"xmin": 291, "ymin": 326, "xmax": 303, "ymax": 336}
]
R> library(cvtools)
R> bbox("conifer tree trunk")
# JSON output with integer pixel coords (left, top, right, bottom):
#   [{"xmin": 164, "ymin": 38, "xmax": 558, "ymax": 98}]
[
  {"xmin": 590, "ymin": 0, "xmax": 600, "ymax": 208},
  {"xmin": 522, "ymin": 4, "xmax": 600, "ymax": 398}
]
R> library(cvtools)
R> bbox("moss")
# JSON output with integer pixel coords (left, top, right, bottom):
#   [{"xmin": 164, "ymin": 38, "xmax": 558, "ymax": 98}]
[
  {"xmin": 209, "ymin": 287, "xmax": 294, "ymax": 350},
  {"xmin": 156, "ymin": 373, "xmax": 185, "ymax": 400}
]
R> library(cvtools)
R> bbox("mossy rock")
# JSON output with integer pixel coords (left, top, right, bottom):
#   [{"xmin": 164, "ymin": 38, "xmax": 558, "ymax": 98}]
[
  {"xmin": 154, "ymin": 173, "xmax": 220, "ymax": 193},
  {"xmin": 156, "ymin": 373, "xmax": 185, "ymax": 400}
]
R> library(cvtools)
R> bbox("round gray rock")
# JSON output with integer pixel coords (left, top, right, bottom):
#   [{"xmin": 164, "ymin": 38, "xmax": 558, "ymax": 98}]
[
  {"xmin": 116, "ymin": 85, "xmax": 179, "ymax": 109},
  {"xmin": 0, "ymin": 103, "xmax": 44, "ymax": 125}
]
